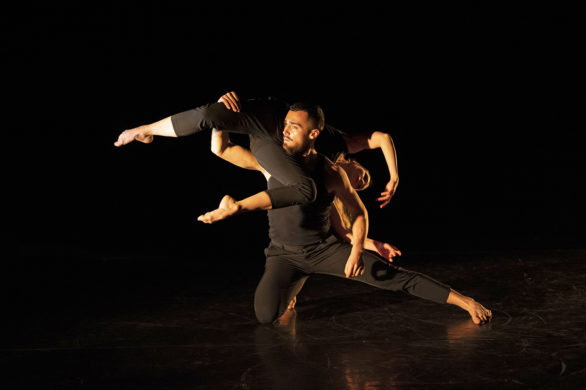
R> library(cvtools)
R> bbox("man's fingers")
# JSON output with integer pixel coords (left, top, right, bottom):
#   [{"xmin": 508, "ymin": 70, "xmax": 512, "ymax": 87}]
[
  {"xmin": 379, "ymin": 200, "xmax": 390, "ymax": 208},
  {"xmin": 227, "ymin": 91, "xmax": 239, "ymax": 102},
  {"xmin": 219, "ymin": 98, "xmax": 231, "ymax": 110},
  {"xmin": 219, "ymin": 95, "xmax": 238, "ymax": 112},
  {"xmin": 227, "ymin": 91, "xmax": 240, "ymax": 106},
  {"xmin": 222, "ymin": 97, "xmax": 237, "ymax": 112},
  {"xmin": 225, "ymin": 96, "xmax": 239, "ymax": 111},
  {"xmin": 221, "ymin": 92, "xmax": 240, "ymax": 112}
]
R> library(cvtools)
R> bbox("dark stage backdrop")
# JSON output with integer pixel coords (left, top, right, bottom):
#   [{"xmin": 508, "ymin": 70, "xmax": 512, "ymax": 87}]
[{"xmin": 8, "ymin": 4, "xmax": 585, "ymax": 262}]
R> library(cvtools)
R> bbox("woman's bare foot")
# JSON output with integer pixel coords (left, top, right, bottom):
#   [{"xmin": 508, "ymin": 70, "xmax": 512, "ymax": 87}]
[{"xmin": 446, "ymin": 289, "xmax": 492, "ymax": 324}]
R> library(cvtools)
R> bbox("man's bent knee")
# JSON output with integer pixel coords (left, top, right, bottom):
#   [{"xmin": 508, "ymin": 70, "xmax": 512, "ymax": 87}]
[{"xmin": 255, "ymin": 305, "xmax": 278, "ymax": 325}]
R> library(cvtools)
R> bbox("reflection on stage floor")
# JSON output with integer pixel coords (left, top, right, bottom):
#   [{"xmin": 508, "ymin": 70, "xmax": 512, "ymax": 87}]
[{"xmin": 3, "ymin": 248, "xmax": 586, "ymax": 389}]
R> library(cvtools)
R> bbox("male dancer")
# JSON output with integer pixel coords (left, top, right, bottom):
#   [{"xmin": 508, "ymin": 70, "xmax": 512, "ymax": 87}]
[
  {"xmin": 198, "ymin": 102, "xmax": 493, "ymax": 325},
  {"xmin": 114, "ymin": 92, "xmax": 399, "ymax": 210}
]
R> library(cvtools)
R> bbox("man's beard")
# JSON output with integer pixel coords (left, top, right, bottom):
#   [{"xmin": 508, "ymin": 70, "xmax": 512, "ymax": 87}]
[{"xmin": 282, "ymin": 142, "xmax": 305, "ymax": 156}]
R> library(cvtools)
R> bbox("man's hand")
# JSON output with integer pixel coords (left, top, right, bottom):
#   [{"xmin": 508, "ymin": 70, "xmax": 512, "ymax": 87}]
[
  {"xmin": 218, "ymin": 91, "xmax": 241, "ymax": 112},
  {"xmin": 371, "ymin": 240, "xmax": 402, "ymax": 262},
  {"xmin": 197, "ymin": 195, "xmax": 241, "ymax": 224},
  {"xmin": 344, "ymin": 252, "xmax": 365, "ymax": 278},
  {"xmin": 114, "ymin": 127, "xmax": 153, "ymax": 147},
  {"xmin": 376, "ymin": 178, "xmax": 399, "ymax": 208}
]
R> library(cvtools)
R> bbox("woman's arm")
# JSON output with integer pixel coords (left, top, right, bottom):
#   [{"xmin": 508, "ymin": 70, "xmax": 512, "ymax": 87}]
[
  {"xmin": 330, "ymin": 198, "xmax": 402, "ymax": 261},
  {"xmin": 343, "ymin": 131, "xmax": 399, "ymax": 208},
  {"xmin": 329, "ymin": 203, "xmax": 353, "ymax": 243}
]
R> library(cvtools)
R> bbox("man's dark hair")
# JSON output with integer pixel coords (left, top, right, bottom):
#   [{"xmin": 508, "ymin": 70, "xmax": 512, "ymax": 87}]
[{"xmin": 289, "ymin": 102, "xmax": 325, "ymax": 131}]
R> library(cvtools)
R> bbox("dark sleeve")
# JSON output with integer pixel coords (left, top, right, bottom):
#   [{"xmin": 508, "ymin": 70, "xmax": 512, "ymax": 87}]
[
  {"xmin": 314, "ymin": 123, "xmax": 349, "ymax": 162},
  {"xmin": 251, "ymin": 138, "xmax": 317, "ymax": 208}
]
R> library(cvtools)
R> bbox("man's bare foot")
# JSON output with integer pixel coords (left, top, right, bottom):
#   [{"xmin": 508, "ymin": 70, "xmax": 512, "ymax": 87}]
[
  {"xmin": 276, "ymin": 307, "xmax": 297, "ymax": 329},
  {"xmin": 197, "ymin": 195, "xmax": 240, "ymax": 224},
  {"xmin": 114, "ymin": 126, "xmax": 153, "ymax": 147},
  {"xmin": 446, "ymin": 289, "xmax": 492, "ymax": 325},
  {"xmin": 466, "ymin": 299, "xmax": 492, "ymax": 325}
]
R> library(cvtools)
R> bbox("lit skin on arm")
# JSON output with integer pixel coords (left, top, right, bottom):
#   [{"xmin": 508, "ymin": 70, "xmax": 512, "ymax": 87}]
[
  {"xmin": 215, "ymin": 91, "xmax": 399, "ymax": 207},
  {"xmin": 212, "ymin": 129, "xmax": 401, "ymax": 263},
  {"xmin": 329, "ymin": 208, "xmax": 402, "ymax": 262},
  {"xmin": 343, "ymin": 131, "xmax": 399, "ymax": 208},
  {"xmin": 211, "ymin": 129, "xmax": 269, "ymax": 176},
  {"xmin": 199, "ymin": 129, "xmax": 271, "ymax": 223},
  {"xmin": 325, "ymin": 161, "xmax": 368, "ymax": 278}
]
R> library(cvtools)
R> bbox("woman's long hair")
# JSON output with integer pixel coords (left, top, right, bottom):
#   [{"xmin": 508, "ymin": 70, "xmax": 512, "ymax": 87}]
[{"xmin": 332, "ymin": 155, "xmax": 371, "ymax": 231}]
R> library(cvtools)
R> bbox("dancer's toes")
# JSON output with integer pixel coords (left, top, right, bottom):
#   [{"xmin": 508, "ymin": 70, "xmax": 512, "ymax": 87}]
[{"xmin": 468, "ymin": 300, "xmax": 492, "ymax": 325}]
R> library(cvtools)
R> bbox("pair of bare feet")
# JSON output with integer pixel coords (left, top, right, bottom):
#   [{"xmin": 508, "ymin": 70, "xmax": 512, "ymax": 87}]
[{"xmin": 279, "ymin": 292, "xmax": 492, "ymax": 325}]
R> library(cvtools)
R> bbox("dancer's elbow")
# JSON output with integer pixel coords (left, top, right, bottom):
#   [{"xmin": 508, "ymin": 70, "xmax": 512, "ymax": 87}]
[{"xmin": 298, "ymin": 180, "xmax": 317, "ymax": 204}]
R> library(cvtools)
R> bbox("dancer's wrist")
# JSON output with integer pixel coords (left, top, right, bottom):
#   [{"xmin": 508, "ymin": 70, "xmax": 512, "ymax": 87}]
[{"xmin": 350, "ymin": 243, "xmax": 364, "ymax": 255}]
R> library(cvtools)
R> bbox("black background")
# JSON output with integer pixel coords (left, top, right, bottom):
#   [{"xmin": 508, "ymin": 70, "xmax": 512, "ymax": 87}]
[{"xmin": 8, "ymin": 4, "xmax": 585, "ymax": 262}]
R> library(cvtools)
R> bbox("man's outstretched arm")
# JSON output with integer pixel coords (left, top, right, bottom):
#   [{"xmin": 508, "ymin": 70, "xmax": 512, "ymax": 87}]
[
  {"xmin": 199, "ymin": 130, "xmax": 272, "ymax": 223},
  {"xmin": 211, "ymin": 129, "xmax": 270, "ymax": 178},
  {"xmin": 343, "ymin": 131, "xmax": 399, "ymax": 208}
]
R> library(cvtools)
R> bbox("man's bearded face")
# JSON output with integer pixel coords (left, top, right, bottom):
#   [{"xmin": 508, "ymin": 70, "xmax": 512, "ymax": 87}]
[{"xmin": 282, "ymin": 110, "xmax": 314, "ymax": 155}]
